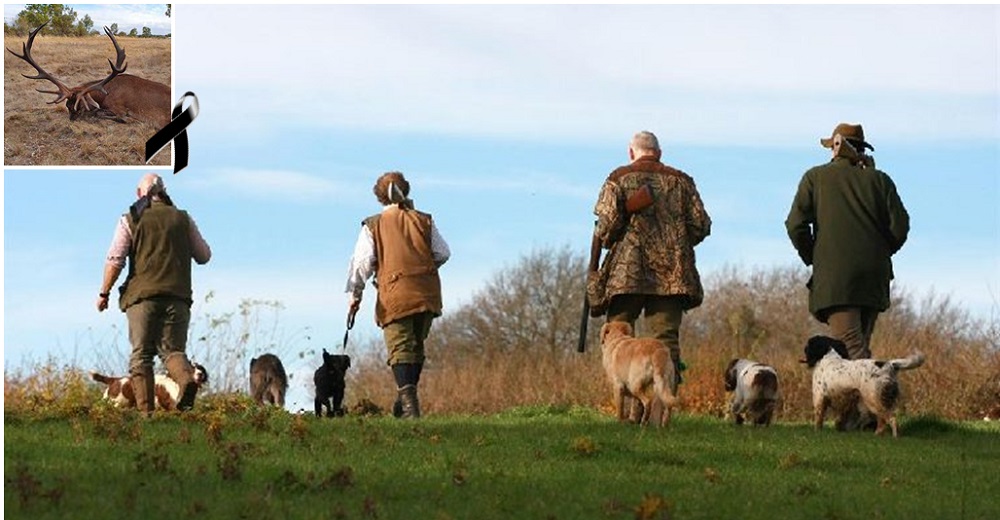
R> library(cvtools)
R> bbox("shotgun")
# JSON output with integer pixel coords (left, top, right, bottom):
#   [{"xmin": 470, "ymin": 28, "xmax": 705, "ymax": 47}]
[
  {"xmin": 577, "ymin": 183, "xmax": 655, "ymax": 353},
  {"xmin": 577, "ymin": 230, "xmax": 603, "ymax": 352}
]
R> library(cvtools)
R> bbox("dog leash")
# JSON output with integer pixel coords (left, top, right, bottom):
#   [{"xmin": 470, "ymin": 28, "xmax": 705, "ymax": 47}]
[{"xmin": 342, "ymin": 309, "xmax": 356, "ymax": 351}]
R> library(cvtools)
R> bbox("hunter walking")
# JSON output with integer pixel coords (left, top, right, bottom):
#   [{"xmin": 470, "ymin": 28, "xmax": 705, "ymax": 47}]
[
  {"xmin": 589, "ymin": 130, "xmax": 712, "ymax": 385},
  {"xmin": 346, "ymin": 171, "xmax": 450, "ymax": 419},
  {"xmin": 96, "ymin": 173, "xmax": 212, "ymax": 415},
  {"xmin": 786, "ymin": 123, "xmax": 909, "ymax": 360}
]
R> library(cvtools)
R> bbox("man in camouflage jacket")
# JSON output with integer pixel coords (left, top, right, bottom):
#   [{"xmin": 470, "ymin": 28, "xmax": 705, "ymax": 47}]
[
  {"xmin": 786, "ymin": 123, "xmax": 909, "ymax": 360},
  {"xmin": 591, "ymin": 131, "xmax": 712, "ymax": 382}
]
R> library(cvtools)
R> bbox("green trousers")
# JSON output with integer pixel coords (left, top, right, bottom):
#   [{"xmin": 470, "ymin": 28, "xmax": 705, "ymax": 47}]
[
  {"xmin": 126, "ymin": 297, "xmax": 191, "ymax": 375},
  {"xmin": 607, "ymin": 294, "xmax": 685, "ymax": 362},
  {"xmin": 382, "ymin": 312, "xmax": 434, "ymax": 366}
]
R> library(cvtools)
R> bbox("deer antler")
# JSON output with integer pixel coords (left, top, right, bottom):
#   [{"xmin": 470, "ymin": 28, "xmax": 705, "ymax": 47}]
[
  {"xmin": 5, "ymin": 22, "xmax": 74, "ymax": 104},
  {"xmin": 75, "ymin": 26, "xmax": 129, "ymax": 111}
]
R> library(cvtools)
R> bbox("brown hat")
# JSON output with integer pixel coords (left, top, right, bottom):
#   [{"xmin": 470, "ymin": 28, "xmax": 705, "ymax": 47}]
[{"xmin": 820, "ymin": 123, "xmax": 874, "ymax": 151}]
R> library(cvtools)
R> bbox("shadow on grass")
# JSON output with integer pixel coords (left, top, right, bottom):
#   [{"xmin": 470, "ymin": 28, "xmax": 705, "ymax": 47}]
[{"xmin": 902, "ymin": 414, "xmax": 1000, "ymax": 438}]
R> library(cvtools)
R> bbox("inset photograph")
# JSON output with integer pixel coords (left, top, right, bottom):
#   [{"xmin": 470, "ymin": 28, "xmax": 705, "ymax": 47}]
[{"xmin": 4, "ymin": 4, "xmax": 173, "ymax": 166}]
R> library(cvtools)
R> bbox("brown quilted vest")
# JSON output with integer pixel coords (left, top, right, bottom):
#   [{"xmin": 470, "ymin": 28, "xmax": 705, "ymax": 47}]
[{"xmin": 365, "ymin": 206, "xmax": 443, "ymax": 326}]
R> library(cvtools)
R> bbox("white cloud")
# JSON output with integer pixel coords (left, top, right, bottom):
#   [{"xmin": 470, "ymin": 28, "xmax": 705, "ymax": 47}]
[
  {"xmin": 183, "ymin": 168, "xmax": 350, "ymax": 203},
  {"xmin": 173, "ymin": 5, "xmax": 998, "ymax": 145}
]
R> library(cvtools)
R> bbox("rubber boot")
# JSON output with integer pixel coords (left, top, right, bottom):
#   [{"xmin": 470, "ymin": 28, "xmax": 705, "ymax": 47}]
[
  {"xmin": 398, "ymin": 384, "xmax": 421, "ymax": 419},
  {"xmin": 164, "ymin": 353, "xmax": 198, "ymax": 411},
  {"xmin": 392, "ymin": 363, "xmax": 423, "ymax": 418},
  {"xmin": 671, "ymin": 353, "xmax": 687, "ymax": 386},
  {"xmin": 131, "ymin": 366, "xmax": 155, "ymax": 417}
]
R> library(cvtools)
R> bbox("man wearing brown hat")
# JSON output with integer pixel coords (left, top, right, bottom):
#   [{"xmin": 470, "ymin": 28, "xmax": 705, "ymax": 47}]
[
  {"xmin": 345, "ymin": 171, "xmax": 450, "ymax": 419},
  {"xmin": 97, "ymin": 173, "xmax": 212, "ymax": 415},
  {"xmin": 786, "ymin": 123, "xmax": 910, "ymax": 360}
]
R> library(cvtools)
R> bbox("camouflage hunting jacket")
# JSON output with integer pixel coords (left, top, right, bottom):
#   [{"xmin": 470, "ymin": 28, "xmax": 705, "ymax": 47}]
[{"xmin": 591, "ymin": 156, "xmax": 711, "ymax": 311}]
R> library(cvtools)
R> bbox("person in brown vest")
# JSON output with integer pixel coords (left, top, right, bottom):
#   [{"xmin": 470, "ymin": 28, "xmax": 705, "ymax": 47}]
[
  {"xmin": 591, "ymin": 131, "xmax": 712, "ymax": 390},
  {"xmin": 346, "ymin": 171, "xmax": 450, "ymax": 419},
  {"xmin": 96, "ymin": 173, "xmax": 212, "ymax": 415}
]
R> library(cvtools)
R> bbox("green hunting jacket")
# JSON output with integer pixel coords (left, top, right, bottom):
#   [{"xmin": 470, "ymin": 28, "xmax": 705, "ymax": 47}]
[
  {"xmin": 785, "ymin": 157, "xmax": 909, "ymax": 321},
  {"xmin": 119, "ymin": 201, "xmax": 194, "ymax": 311}
]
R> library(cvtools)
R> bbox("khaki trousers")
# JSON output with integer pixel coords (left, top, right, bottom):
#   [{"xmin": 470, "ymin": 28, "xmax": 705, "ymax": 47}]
[
  {"xmin": 126, "ymin": 297, "xmax": 191, "ymax": 375},
  {"xmin": 826, "ymin": 306, "xmax": 879, "ymax": 360},
  {"xmin": 383, "ymin": 312, "xmax": 433, "ymax": 366},
  {"xmin": 607, "ymin": 294, "xmax": 685, "ymax": 362}
]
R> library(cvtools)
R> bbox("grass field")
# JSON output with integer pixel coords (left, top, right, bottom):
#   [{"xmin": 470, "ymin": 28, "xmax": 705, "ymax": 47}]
[
  {"xmin": 5, "ymin": 399, "xmax": 999, "ymax": 520},
  {"xmin": 3, "ymin": 34, "xmax": 171, "ymax": 166}
]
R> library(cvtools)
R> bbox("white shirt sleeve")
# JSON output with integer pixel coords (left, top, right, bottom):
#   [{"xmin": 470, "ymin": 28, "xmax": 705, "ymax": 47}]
[
  {"xmin": 105, "ymin": 215, "xmax": 132, "ymax": 269},
  {"xmin": 430, "ymin": 220, "xmax": 450, "ymax": 267},
  {"xmin": 345, "ymin": 224, "xmax": 376, "ymax": 300}
]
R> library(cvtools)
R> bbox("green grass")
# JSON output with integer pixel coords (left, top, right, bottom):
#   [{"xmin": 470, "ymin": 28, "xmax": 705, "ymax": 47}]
[{"xmin": 5, "ymin": 404, "xmax": 999, "ymax": 520}]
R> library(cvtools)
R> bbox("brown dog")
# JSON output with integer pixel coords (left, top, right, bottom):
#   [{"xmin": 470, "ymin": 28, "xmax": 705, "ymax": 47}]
[
  {"xmin": 600, "ymin": 321, "xmax": 678, "ymax": 427},
  {"xmin": 249, "ymin": 353, "xmax": 288, "ymax": 407}
]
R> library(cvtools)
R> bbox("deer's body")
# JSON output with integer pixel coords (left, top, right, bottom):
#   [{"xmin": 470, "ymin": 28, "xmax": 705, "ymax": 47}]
[{"xmin": 73, "ymin": 74, "xmax": 172, "ymax": 127}]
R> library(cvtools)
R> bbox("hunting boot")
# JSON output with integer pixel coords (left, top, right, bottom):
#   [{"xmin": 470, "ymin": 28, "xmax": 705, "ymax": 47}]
[
  {"xmin": 164, "ymin": 353, "xmax": 198, "ymax": 411},
  {"xmin": 671, "ymin": 353, "xmax": 687, "ymax": 386},
  {"xmin": 392, "ymin": 363, "xmax": 423, "ymax": 418},
  {"xmin": 398, "ymin": 384, "xmax": 421, "ymax": 419},
  {"xmin": 131, "ymin": 366, "xmax": 155, "ymax": 417}
]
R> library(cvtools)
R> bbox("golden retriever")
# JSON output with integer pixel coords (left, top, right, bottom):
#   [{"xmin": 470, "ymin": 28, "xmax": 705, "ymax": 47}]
[{"xmin": 600, "ymin": 321, "xmax": 678, "ymax": 427}]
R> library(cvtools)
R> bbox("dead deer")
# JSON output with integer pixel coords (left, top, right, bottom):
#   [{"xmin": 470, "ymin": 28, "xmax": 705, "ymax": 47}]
[{"xmin": 7, "ymin": 23, "xmax": 171, "ymax": 127}]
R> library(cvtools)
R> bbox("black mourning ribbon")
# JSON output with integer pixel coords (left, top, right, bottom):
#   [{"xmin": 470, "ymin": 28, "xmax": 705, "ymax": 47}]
[{"xmin": 145, "ymin": 91, "xmax": 199, "ymax": 174}]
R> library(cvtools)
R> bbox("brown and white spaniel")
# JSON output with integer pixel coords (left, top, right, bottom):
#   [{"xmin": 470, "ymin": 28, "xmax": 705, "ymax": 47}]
[
  {"xmin": 91, "ymin": 363, "xmax": 209, "ymax": 411},
  {"xmin": 724, "ymin": 358, "xmax": 780, "ymax": 426}
]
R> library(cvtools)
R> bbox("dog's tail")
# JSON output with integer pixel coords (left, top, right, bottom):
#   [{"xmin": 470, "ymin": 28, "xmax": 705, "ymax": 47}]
[
  {"xmin": 90, "ymin": 371, "xmax": 117, "ymax": 386},
  {"xmin": 886, "ymin": 352, "xmax": 926, "ymax": 372},
  {"xmin": 652, "ymin": 350, "xmax": 680, "ymax": 408}
]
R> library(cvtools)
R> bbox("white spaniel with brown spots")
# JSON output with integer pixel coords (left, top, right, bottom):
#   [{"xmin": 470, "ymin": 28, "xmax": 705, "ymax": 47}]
[{"xmin": 802, "ymin": 336, "xmax": 924, "ymax": 437}]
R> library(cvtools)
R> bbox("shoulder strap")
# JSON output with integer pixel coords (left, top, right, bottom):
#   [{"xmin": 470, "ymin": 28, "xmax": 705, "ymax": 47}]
[{"xmin": 608, "ymin": 159, "xmax": 692, "ymax": 184}]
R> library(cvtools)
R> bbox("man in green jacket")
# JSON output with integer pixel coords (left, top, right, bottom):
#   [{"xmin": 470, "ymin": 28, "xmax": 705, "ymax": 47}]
[
  {"xmin": 97, "ymin": 173, "xmax": 212, "ymax": 415},
  {"xmin": 786, "ymin": 123, "xmax": 910, "ymax": 360}
]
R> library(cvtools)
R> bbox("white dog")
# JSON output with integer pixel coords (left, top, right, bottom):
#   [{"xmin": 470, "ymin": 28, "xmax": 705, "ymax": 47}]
[
  {"xmin": 724, "ymin": 358, "xmax": 780, "ymax": 426},
  {"xmin": 802, "ymin": 336, "xmax": 924, "ymax": 438}
]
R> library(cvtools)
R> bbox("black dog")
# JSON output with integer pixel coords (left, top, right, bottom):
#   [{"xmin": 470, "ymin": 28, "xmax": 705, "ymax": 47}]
[{"xmin": 314, "ymin": 349, "xmax": 351, "ymax": 417}]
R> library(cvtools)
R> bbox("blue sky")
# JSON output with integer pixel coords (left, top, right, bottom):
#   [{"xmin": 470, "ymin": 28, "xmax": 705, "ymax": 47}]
[{"xmin": 3, "ymin": 4, "xmax": 998, "ymax": 411}]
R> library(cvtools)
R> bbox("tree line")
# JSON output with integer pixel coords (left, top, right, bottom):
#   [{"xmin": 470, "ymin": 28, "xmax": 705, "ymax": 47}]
[{"xmin": 4, "ymin": 4, "xmax": 171, "ymax": 38}]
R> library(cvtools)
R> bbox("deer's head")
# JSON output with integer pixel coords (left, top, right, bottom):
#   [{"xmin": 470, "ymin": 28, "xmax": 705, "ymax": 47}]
[{"xmin": 7, "ymin": 22, "xmax": 128, "ymax": 120}]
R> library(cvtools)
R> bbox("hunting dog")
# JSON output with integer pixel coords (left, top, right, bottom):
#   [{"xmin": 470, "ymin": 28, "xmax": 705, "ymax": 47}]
[
  {"xmin": 600, "ymin": 321, "xmax": 678, "ymax": 427},
  {"xmin": 724, "ymin": 358, "xmax": 780, "ymax": 426},
  {"xmin": 91, "ymin": 363, "xmax": 209, "ymax": 411},
  {"xmin": 249, "ymin": 353, "xmax": 288, "ymax": 407},
  {"xmin": 314, "ymin": 349, "xmax": 351, "ymax": 417},
  {"xmin": 802, "ymin": 335, "xmax": 925, "ymax": 437}
]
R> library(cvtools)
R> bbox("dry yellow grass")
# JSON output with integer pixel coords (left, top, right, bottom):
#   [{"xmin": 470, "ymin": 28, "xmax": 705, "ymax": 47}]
[
  {"xmin": 4, "ymin": 34, "xmax": 172, "ymax": 166},
  {"xmin": 344, "ymin": 268, "xmax": 999, "ymax": 422}
]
